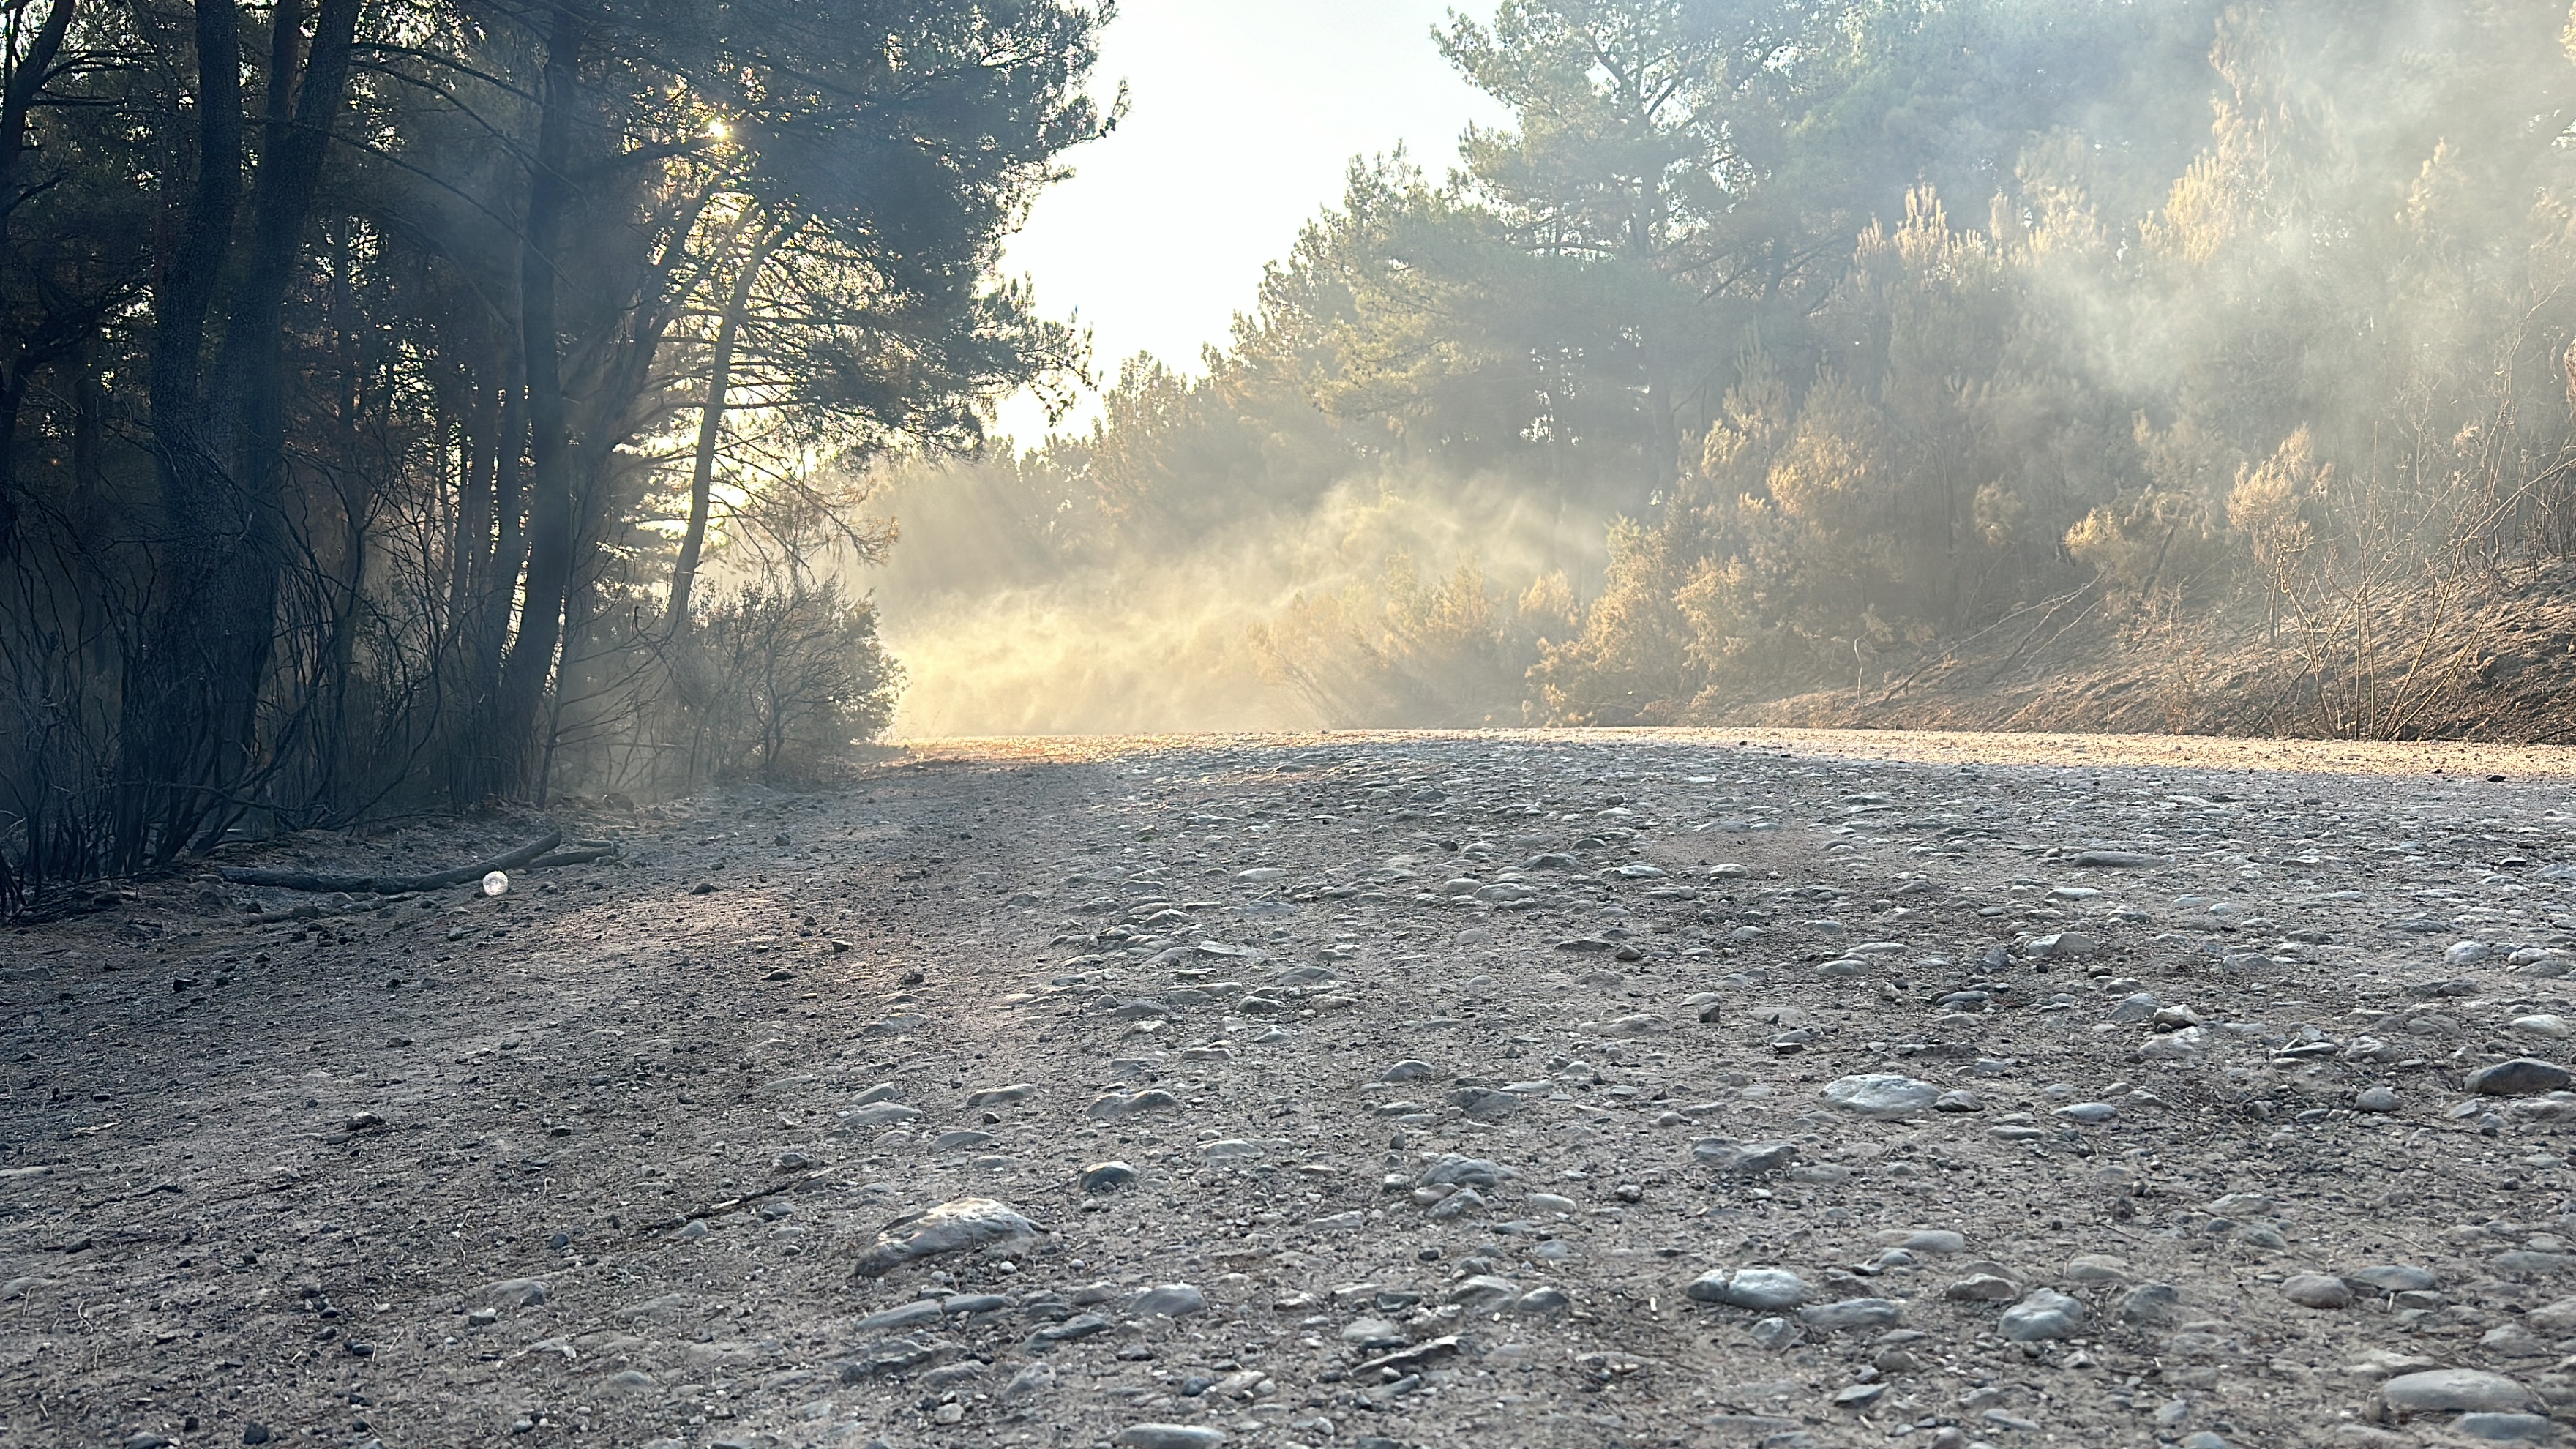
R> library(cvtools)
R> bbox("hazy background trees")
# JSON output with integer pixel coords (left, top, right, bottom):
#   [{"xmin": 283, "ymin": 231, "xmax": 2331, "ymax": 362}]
[
  {"xmin": 0, "ymin": 0, "xmax": 1110, "ymax": 905},
  {"xmin": 872, "ymin": 0, "xmax": 2576, "ymax": 741}
]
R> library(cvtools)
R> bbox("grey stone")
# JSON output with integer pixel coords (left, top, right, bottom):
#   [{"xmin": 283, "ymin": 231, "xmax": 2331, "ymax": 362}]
[
  {"xmin": 2119, "ymin": 1281, "xmax": 2181, "ymax": 1326},
  {"xmin": 599, "ymin": 1368, "xmax": 659, "ymax": 1392},
  {"xmin": 1129, "ymin": 1284, "xmax": 1208, "ymax": 1318},
  {"xmin": 1341, "ymin": 1317, "xmax": 1407, "ymax": 1349},
  {"xmin": 1082, "ymin": 1161, "xmax": 1139, "ymax": 1194},
  {"xmin": 1087, "ymin": 1089, "xmax": 1180, "ymax": 1122},
  {"xmin": 1420, "ymin": 1155, "xmax": 1513, "ymax": 1188},
  {"xmin": 840, "ymin": 1336, "xmax": 944, "ymax": 1377},
  {"xmin": 1027, "ymin": 1313, "xmax": 1114, "ymax": 1350},
  {"xmin": 1797, "ymin": 1298, "xmax": 1902, "ymax": 1330},
  {"xmin": 1427, "ymin": 1186, "xmax": 1487, "ymax": 1219},
  {"xmin": 1820, "ymin": 1074, "xmax": 1940, "ymax": 1117},
  {"xmin": 1510, "ymin": 1286, "xmax": 1570, "ymax": 1314},
  {"xmin": 2282, "ymin": 1273, "xmax": 2351, "ymax": 1309},
  {"xmin": 2469, "ymin": 1060, "xmax": 2573, "ymax": 1096},
  {"xmin": 484, "ymin": 1277, "xmax": 548, "ymax": 1308},
  {"xmin": 1688, "ymin": 1268, "xmax": 1808, "ymax": 1311},
  {"xmin": 857, "ymin": 1300, "xmax": 943, "ymax": 1332},
  {"xmin": 850, "ymin": 1198, "xmax": 1038, "ymax": 1278},
  {"xmin": 1749, "ymin": 1316, "xmax": 1799, "ymax": 1349},
  {"xmin": 1692, "ymin": 1138, "xmax": 1799, "ymax": 1175},
  {"xmin": 839, "ymin": 1101, "xmax": 920, "ymax": 1130},
  {"xmin": 1832, "ymin": 1382, "xmax": 1886, "ymax": 1409},
  {"xmin": 2065, "ymin": 1254, "xmax": 2130, "ymax": 1283},
  {"xmin": 2483, "ymin": 1324, "xmax": 2552, "ymax": 1359},
  {"xmin": 2000, "ymin": 1288, "xmax": 2086, "ymax": 1341},
  {"xmin": 2345, "ymin": 1264, "xmax": 2437, "ymax": 1293},
  {"xmin": 1944, "ymin": 1275, "xmax": 2019, "ymax": 1303},
  {"xmin": 2526, "ymin": 1295, "xmax": 2576, "ymax": 1331},
  {"xmin": 2027, "ymin": 931, "xmax": 2104, "ymax": 959},
  {"xmin": 2453, "ymin": 1413, "xmax": 2556, "ymax": 1442},
  {"xmin": 1112, "ymin": 1428, "xmax": 1227, "ymax": 1449},
  {"xmin": 2355, "ymin": 1085, "xmax": 2400, "ymax": 1112},
  {"xmin": 2379, "ymin": 1369, "xmax": 2534, "ymax": 1415},
  {"xmin": 1448, "ymin": 1087, "xmax": 1521, "ymax": 1121}
]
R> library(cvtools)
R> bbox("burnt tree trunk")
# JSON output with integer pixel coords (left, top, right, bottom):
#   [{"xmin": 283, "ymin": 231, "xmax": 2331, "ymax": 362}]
[
  {"xmin": 491, "ymin": 4, "xmax": 583, "ymax": 795},
  {"xmin": 668, "ymin": 211, "xmax": 794, "ymax": 634},
  {"xmin": 120, "ymin": 0, "xmax": 363, "ymax": 869}
]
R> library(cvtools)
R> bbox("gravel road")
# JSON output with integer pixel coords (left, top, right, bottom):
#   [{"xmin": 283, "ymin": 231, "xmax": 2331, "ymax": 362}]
[{"xmin": 12, "ymin": 727, "xmax": 2576, "ymax": 1449}]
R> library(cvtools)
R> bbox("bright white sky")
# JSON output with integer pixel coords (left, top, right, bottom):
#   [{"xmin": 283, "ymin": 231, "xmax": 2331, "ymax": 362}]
[{"xmin": 989, "ymin": 0, "xmax": 1510, "ymax": 446}]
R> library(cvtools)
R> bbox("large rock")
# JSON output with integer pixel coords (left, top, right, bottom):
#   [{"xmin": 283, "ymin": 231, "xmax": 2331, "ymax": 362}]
[
  {"xmin": 1692, "ymin": 1138, "xmax": 1800, "ymax": 1175},
  {"xmin": 850, "ymin": 1199, "xmax": 1038, "ymax": 1278},
  {"xmin": 2379, "ymin": 1369, "xmax": 2534, "ymax": 1415},
  {"xmin": 2526, "ymin": 1295, "xmax": 2576, "ymax": 1332},
  {"xmin": 2026, "ymin": 931, "xmax": 2104, "ymax": 959},
  {"xmin": 2282, "ymin": 1273, "xmax": 2351, "ymax": 1309},
  {"xmin": 1820, "ymin": 1074, "xmax": 1939, "ymax": 1117},
  {"xmin": 1114, "ymin": 1429, "xmax": 1227, "ymax": 1449},
  {"xmin": 2000, "ymin": 1288, "xmax": 2086, "ymax": 1341},
  {"xmin": 839, "ymin": 1101, "xmax": 921, "ymax": 1131},
  {"xmin": 2468, "ymin": 1059, "xmax": 2573, "ymax": 1096},
  {"xmin": 1687, "ymin": 1268, "xmax": 1808, "ymax": 1311},
  {"xmin": 2345, "ymin": 1265, "xmax": 2437, "ymax": 1294},
  {"xmin": 1128, "ymin": 1284, "xmax": 1208, "ymax": 1318},
  {"xmin": 1797, "ymin": 1298, "xmax": 1902, "ymax": 1330},
  {"xmin": 2452, "ymin": 1413, "xmax": 2556, "ymax": 1442},
  {"xmin": 1419, "ymin": 1155, "xmax": 1513, "ymax": 1188}
]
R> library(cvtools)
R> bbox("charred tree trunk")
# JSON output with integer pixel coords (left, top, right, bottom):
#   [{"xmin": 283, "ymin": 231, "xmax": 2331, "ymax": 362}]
[
  {"xmin": 0, "ymin": 0, "xmax": 75, "ymax": 213},
  {"xmin": 122, "ymin": 0, "xmax": 247, "ymax": 872},
  {"xmin": 491, "ymin": 4, "xmax": 583, "ymax": 795},
  {"xmin": 119, "ymin": 0, "xmax": 363, "ymax": 869},
  {"xmin": 0, "ymin": 0, "xmax": 77, "ymax": 551},
  {"xmin": 668, "ymin": 213, "xmax": 793, "ymax": 634}
]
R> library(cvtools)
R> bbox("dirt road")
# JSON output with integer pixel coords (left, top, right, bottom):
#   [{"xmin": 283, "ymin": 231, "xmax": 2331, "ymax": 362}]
[{"xmin": 10, "ymin": 728, "xmax": 2576, "ymax": 1449}]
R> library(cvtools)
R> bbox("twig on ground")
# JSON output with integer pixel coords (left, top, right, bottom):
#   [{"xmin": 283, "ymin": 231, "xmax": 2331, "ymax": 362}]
[{"xmin": 217, "ymin": 830, "xmax": 564, "ymax": 894}]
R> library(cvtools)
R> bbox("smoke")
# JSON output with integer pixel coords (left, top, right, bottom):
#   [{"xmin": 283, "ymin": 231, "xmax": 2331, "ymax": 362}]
[{"xmin": 865, "ymin": 468, "xmax": 1608, "ymax": 737}]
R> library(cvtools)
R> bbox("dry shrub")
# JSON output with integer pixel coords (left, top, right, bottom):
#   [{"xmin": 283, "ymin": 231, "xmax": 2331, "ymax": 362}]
[{"xmin": 689, "ymin": 584, "xmax": 901, "ymax": 782}]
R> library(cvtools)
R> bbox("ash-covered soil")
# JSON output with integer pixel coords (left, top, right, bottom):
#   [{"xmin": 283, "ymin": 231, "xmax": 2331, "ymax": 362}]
[{"xmin": 11, "ymin": 728, "xmax": 2576, "ymax": 1449}]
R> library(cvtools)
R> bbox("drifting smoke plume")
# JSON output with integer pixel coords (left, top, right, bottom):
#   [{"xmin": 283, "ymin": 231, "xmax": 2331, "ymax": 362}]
[{"xmin": 865, "ymin": 462, "xmax": 1609, "ymax": 735}]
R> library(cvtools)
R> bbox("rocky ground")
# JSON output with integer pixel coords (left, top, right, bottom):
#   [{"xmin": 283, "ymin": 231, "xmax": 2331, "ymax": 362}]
[{"xmin": 14, "ymin": 727, "xmax": 2576, "ymax": 1449}]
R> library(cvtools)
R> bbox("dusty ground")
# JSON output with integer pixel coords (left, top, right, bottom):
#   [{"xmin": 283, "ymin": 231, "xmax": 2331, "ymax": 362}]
[{"xmin": 12, "ymin": 727, "xmax": 2576, "ymax": 1449}]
